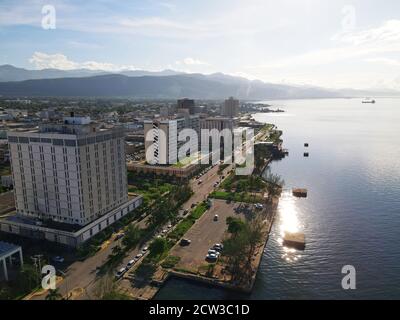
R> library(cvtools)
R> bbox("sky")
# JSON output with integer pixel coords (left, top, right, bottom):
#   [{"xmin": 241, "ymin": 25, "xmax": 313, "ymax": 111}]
[{"xmin": 1, "ymin": 0, "xmax": 400, "ymax": 90}]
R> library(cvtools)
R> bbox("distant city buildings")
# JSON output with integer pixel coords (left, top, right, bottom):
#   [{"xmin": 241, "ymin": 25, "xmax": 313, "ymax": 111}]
[
  {"xmin": 221, "ymin": 97, "xmax": 240, "ymax": 118},
  {"xmin": 177, "ymin": 98, "xmax": 196, "ymax": 115}
]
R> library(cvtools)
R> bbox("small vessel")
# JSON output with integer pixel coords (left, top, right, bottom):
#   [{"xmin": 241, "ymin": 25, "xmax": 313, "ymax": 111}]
[{"xmin": 362, "ymin": 98, "xmax": 376, "ymax": 104}]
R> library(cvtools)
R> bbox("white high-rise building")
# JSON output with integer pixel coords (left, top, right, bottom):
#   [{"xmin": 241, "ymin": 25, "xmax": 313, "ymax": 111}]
[
  {"xmin": 144, "ymin": 115, "xmax": 200, "ymax": 165},
  {"xmin": 7, "ymin": 116, "xmax": 128, "ymax": 226}
]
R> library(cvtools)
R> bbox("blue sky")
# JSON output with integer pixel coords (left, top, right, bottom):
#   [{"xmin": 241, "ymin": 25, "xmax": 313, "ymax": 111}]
[{"xmin": 1, "ymin": 0, "xmax": 400, "ymax": 90}]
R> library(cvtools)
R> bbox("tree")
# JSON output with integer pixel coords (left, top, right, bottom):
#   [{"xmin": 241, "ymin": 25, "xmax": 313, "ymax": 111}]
[
  {"xmin": 226, "ymin": 217, "xmax": 245, "ymax": 235},
  {"xmin": 94, "ymin": 275, "xmax": 131, "ymax": 300},
  {"xmin": 45, "ymin": 288, "xmax": 62, "ymax": 300},
  {"xmin": 148, "ymin": 238, "xmax": 168, "ymax": 260},
  {"xmin": 222, "ymin": 218, "xmax": 264, "ymax": 284},
  {"xmin": 263, "ymin": 172, "xmax": 284, "ymax": 202},
  {"xmin": 122, "ymin": 224, "xmax": 142, "ymax": 249}
]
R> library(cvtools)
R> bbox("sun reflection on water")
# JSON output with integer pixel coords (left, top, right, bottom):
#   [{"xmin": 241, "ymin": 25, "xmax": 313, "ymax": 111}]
[{"xmin": 277, "ymin": 191, "xmax": 303, "ymax": 263}]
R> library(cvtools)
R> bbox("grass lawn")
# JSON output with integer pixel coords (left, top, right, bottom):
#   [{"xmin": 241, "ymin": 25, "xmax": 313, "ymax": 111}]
[
  {"xmin": 209, "ymin": 190, "xmax": 263, "ymax": 204},
  {"xmin": 167, "ymin": 202, "xmax": 208, "ymax": 242}
]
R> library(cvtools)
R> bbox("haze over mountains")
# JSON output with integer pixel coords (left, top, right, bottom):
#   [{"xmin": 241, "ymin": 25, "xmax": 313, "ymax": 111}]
[{"xmin": 0, "ymin": 65, "xmax": 397, "ymax": 100}]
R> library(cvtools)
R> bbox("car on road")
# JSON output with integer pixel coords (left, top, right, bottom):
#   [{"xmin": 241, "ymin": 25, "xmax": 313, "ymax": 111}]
[
  {"xmin": 127, "ymin": 259, "xmax": 136, "ymax": 268},
  {"xmin": 167, "ymin": 224, "xmax": 172, "ymax": 228},
  {"xmin": 180, "ymin": 238, "xmax": 191, "ymax": 246},
  {"xmin": 115, "ymin": 232, "xmax": 125, "ymax": 241},
  {"xmin": 51, "ymin": 256, "xmax": 65, "ymax": 263},
  {"xmin": 198, "ymin": 180, "xmax": 203, "ymax": 185},
  {"xmin": 191, "ymin": 203, "xmax": 196, "ymax": 209},
  {"xmin": 213, "ymin": 214, "xmax": 219, "ymax": 221},
  {"xmin": 115, "ymin": 267, "xmax": 126, "ymax": 279}
]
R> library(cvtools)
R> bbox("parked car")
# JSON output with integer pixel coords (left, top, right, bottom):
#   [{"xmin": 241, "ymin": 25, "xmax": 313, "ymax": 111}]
[
  {"xmin": 213, "ymin": 243, "xmax": 224, "ymax": 251},
  {"xmin": 51, "ymin": 256, "xmax": 65, "ymax": 263},
  {"xmin": 127, "ymin": 259, "xmax": 136, "ymax": 268},
  {"xmin": 206, "ymin": 253, "xmax": 218, "ymax": 262},
  {"xmin": 142, "ymin": 246, "xmax": 148, "ymax": 252},
  {"xmin": 115, "ymin": 232, "xmax": 125, "ymax": 241},
  {"xmin": 213, "ymin": 214, "xmax": 219, "ymax": 221},
  {"xmin": 180, "ymin": 238, "xmax": 191, "ymax": 246},
  {"xmin": 208, "ymin": 249, "xmax": 220, "ymax": 256},
  {"xmin": 191, "ymin": 203, "xmax": 196, "ymax": 209},
  {"xmin": 183, "ymin": 209, "xmax": 189, "ymax": 215},
  {"xmin": 135, "ymin": 253, "xmax": 143, "ymax": 259},
  {"xmin": 115, "ymin": 267, "xmax": 126, "ymax": 279}
]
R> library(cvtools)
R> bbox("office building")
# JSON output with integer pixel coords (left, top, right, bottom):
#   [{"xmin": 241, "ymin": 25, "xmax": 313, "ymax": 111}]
[{"xmin": 221, "ymin": 97, "xmax": 240, "ymax": 118}]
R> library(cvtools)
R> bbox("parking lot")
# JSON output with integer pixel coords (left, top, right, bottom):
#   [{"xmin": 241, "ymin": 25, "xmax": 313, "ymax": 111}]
[{"xmin": 169, "ymin": 199, "xmax": 245, "ymax": 273}]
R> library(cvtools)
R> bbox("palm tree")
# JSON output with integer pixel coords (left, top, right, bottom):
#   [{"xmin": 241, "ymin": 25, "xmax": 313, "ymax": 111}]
[{"xmin": 45, "ymin": 288, "xmax": 62, "ymax": 300}]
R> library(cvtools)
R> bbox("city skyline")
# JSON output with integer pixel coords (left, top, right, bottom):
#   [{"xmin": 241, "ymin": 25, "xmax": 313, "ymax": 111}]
[{"xmin": 1, "ymin": 0, "xmax": 400, "ymax": 90}]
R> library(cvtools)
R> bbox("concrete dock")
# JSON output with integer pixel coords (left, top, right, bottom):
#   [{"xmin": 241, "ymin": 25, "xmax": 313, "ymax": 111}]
[{"xmin": 283, "ymin": 232, "xmax": 305, "ymax": 250}]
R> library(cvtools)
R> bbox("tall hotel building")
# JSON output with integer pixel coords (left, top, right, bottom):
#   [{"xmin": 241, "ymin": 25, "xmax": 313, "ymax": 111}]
[{"xmin": 0, "ymin": 115, "xmax": 142, "ymax": 247}]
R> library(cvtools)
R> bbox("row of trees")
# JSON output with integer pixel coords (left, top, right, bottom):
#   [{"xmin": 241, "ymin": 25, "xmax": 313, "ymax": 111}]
[{"xmin": 222, "ymin": 217, "xmax": 264, "ymax": 284}]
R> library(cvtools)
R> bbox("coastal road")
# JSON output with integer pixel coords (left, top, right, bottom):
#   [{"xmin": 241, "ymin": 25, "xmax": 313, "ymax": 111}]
[{"xmin": 29, "ymin": 163, "xmax": 233, "ymax": 300}]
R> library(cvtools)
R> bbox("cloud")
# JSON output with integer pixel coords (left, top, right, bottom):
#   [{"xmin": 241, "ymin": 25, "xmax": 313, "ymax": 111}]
[
  {"xmin": 176, "ymin": 58, "xmax": 209, "ymax": 66},
  {"xmin": 246, "ymin": 19, "xmax": 400, "ymax": 70},
  {"xmin": 364, "ymin": 58, "xmax": 400, "ymax": 67},
  {"xmin": 29, "ymin": 52, "xmax": 136, "ymax": 71}
]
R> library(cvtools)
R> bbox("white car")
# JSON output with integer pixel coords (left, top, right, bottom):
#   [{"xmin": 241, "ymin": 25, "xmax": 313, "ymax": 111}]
[
  {"xmin": 126, "ymin": 259, "xmax": 135, "ymax": 268},
  {"xmin": 206, "ymin": 253, "xmax": 218, "ymax": 262},
  {"xmin": 135, "ymin": 253, "xmax": 143, "ymax": 259},
  {"xmin": 213, "ymin": 244, "xmax": 224, "ymax": 251},
  {"xmin": 142, "ymin": 246, "xmax": 148, "ymax": 252},
  {"xmin": 208, "ymin": 249, "xmax": 220, "ymax": 256},
  {"xmin": 115, "ymin": 267, "xmax": 126, "ymax": 279}
]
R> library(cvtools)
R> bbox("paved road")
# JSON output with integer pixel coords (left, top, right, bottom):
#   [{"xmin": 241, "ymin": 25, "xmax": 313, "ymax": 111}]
[{"xmin": 30, "ymin": 163, "xmax": 232, "ymax": 300}]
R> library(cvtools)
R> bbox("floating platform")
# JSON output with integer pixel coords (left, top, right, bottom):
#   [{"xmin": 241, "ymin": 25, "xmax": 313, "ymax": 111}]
[
  {"xmin": 292, "ymin": 188, "xmax": 308, "ymax": 198},
  {"xmin": 283, "ymin": 232, "xmax": 305, "ymax": 250}
]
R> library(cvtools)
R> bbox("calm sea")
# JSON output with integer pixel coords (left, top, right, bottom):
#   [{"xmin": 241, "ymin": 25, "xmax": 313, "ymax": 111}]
[{"xmin": 156, "ymin": 98, "xmax": 400, "ymax": 299}]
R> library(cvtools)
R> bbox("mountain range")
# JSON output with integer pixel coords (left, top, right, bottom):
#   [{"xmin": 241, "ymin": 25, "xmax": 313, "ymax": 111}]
[{"xmin": 0, "ymin": 64, "xmax": 398, "ymax": 100}]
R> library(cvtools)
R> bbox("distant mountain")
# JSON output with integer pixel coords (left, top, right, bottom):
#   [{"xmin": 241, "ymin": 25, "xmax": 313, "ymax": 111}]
[
  {"xmin": 0, "ymin": 73, "xmax": 341, "ymax": 99},
  {"xmin": 0, "ymin": 64, "xmax": 183, "ymax": 82},
  {"xmin": 0, "ymin": 64, "xmax": 398, "ymax": 99}
]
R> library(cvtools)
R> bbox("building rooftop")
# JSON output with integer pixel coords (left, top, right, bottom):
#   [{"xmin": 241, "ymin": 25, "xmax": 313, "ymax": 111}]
[{"xmin": 0, "ymin": 241, "xmax": 21, "ymax": 259}]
